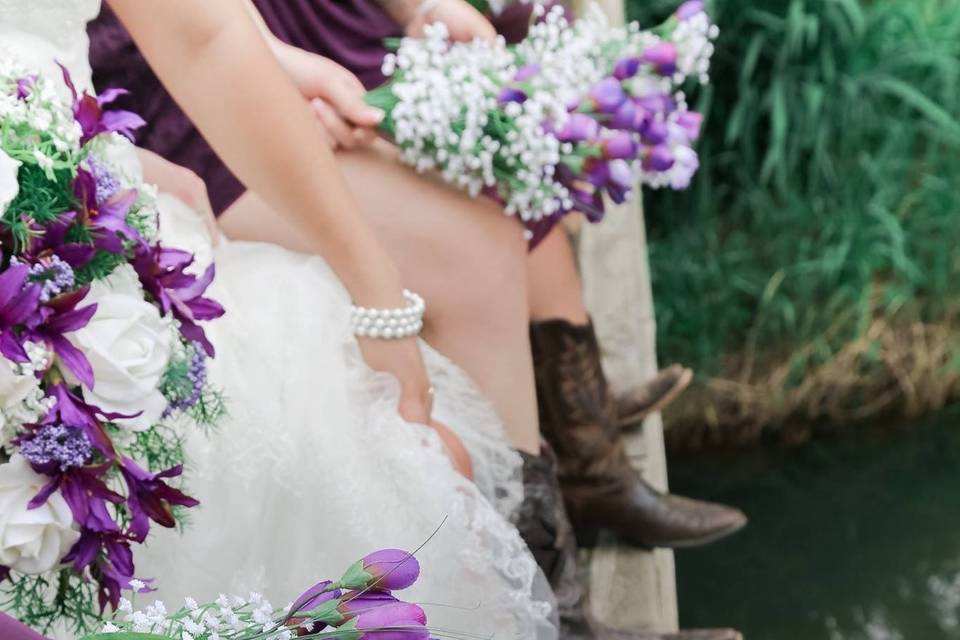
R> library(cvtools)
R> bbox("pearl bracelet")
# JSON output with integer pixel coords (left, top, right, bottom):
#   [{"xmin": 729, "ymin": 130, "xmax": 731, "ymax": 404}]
[{"xmin": 352, "ymin": 289, "xmax": 426, "ymax": 339}]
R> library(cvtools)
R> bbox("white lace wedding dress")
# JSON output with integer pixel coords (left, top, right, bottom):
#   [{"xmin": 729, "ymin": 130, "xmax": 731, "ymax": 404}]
[{"xmin": 0, "ymin": 2, "xmax": 557, "ymax": 638}]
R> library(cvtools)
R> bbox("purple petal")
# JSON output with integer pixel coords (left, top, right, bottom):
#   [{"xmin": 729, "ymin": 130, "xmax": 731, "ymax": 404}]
[
  {"xmin": 0, "ymin": 264, "xmax": 30, "ymax": 306},
  {"xmin": 497, "ymin": 87, "xmax": 528, "ymax": 105},
  {"xmin": 513, "ymin": 64, "xmax": 541, "ymax": 82},
  {"xmin": 677, "ymin": 0, "xmax": 705, "ymax": 20},
  {"xmin": 555, "ymin": 114, "xmax": 600, "ymax": 143},
  {"xmin": 601, "ymin": 132, "xmax": 639, "ymax": 160},
  {"xmin": 613, "ymin": 57, "xmax": 641, "ymax": 81},
  {"xmin": 641, "ymin": 42, "xmax": 678, "ymax": 76},
  {"xmin": 51, "ymin": 335, "xmax": 94, "ymax": 388},
  {"xmin": 588, "ymin": 78, "xmax": 627, "ymax": 114},
  {"xmin": 644, "ymin": 144, "xmax": 676, "ymax": 171},
  {"xmin": 0, "ymin": 330, "xmax": 29, "ymax": 363}
]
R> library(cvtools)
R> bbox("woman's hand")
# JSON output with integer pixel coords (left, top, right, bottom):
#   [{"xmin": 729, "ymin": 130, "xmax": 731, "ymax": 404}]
[
  {"xmin": 358, "ymin": 336, "xmax": 435, "ymax": 425},
  {"xmin": 135, "ymin": 148, "xmax": 220, "ymax": 244},
  {"xmin": 275, "ymin": 47, "xmax": 383, "ymax": 150},
  {"xmin": 405, "ymin": 0, "xmax": 497, "ymax": 42}
]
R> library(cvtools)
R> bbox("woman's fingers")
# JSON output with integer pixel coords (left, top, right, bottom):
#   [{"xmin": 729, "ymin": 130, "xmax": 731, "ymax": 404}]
[{"xmin": 311, "ymin": 98, "xmax": 358, "ymax": 149}]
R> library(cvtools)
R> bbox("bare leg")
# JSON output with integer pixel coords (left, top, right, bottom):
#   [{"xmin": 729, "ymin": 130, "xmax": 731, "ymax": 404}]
[
  {"xmin": 219, "ymin": 141, "xmax": 541, "ymax": 454},
  {"xmin": 526, "ymin": 225, "xmax": 590, "ymax": 325}
]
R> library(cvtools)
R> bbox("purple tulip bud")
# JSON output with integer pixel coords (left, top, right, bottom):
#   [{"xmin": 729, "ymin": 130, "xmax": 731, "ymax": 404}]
[
  {"xmin": 339, "ymin": 549, "xmax": 421, "ymax": 592},
  {"xmin": 15, "ymin": 76, "xmax": 36, "ymax": 100},
  {"xmin": 602, "ymin": 132, "xmax": 639, "ymax": 160},
  {"xmin": 513, "ymin": 64, "xmax": 542, "ymax": 82},
  {"xmin": 644, "ymin": 144, "xmax": 675, "ymax": 172},
  {"xmin": 337, "ymin": 602, "xmax": 429, "ymax": 640},
  {"xmin": 677, "ymin": 0, "xmax": 705, "ymax": 20},
  {"xmin": 555, "ymin": 113, "xmax": 600, "ymax": 143},
  {"xmin": 676, "ymin": 111, "xmax": 703, "ymax": 142},
  {"xmin": 610, "ymin": 100, "xmax": 640, "ymax": 131},
  {"xmin": 497, "ymin": 87, "xmax": 528, "ymax": 105},
  {"xmin": 289, "ymin": 580, "xmax": 342, "ymax": 617},
  {"xmin": 641, "ymin": 42, "xmax": 678, "ymax": 77},
  {"xmin": 635, "ymin": 93, "xmax": 676, "ymax": 115},
  {"xmin": 583, "ymin": 158, "xmax": 610, "ymax": 187},
  {"xmin": 642, "ymin": 119, "xmax": 669, "ymax": 145},
  {"xmin": 606, "ymin": 159, "xmax": 634, "ymax": 204},
  {"xmin": 613, "ymin": 57, "xmax": 642, "ymax": 81},
  {"xmin": 588, "ymin": 78, "xmax": 627, "ymax": 114},
  {"xmin": 337, "ymin": 591, "xmax": 400, "ymax": 621}
]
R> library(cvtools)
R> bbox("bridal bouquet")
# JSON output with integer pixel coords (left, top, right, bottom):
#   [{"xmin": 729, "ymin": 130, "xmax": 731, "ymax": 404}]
[
  {"xmin": 0, "ymin": 63, "xmax": 225, "ymax": 632},
  {"xmin": 366, "ymin": 1, "xmax": 717, "ymax": 244},
  {"xmin": 85, "ymin": 549, "xmax": 430, "ymax": 640}
]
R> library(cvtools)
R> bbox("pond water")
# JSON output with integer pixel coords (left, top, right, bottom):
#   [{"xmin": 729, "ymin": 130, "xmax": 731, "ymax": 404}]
[{"xmin": 669, "ymin": 407, "xmax": 960, "ymax": 640}]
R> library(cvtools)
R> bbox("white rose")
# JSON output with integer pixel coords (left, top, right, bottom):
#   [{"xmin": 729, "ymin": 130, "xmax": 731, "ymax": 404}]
[
  {"xmin": 64, "ymin": 265, "xmax": 172, "ymax": 430},
  {"xmin": 0, "ymin": 455, "xmax": 79, "ymax": 574},
  {"xmin": 0, "ymin": 148, "xmax": 20, "ymax": 215}
]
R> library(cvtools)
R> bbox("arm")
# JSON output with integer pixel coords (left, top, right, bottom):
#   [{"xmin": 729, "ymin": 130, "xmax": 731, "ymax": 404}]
[{"xmin": 109, "ymin": 0, "xmax": 433, "ymax": 422}]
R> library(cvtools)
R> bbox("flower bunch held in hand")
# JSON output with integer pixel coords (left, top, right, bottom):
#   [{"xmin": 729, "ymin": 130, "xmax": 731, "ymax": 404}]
[
  {"xmin": 0, "ymin": 62, "xmax": 225, "ymax": 634},
  {"xmin": 87, "ymin": 549, "xmax": 434, "ymax": 640},
  {"xmin": 366, "ymin": 1, "xmax": 717, "ymax": 245}
]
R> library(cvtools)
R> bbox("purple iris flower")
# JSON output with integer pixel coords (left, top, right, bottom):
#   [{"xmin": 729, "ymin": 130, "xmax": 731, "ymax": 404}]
[
  {"xmin": 59, "ymin": 64, "xmax": 145, "ymax": 145},
  {"xmin": 601, "ymin": 132, "xmax": 640, "ymax": 160},
  {"xmin": 613, "ymin": 57, "xmax": 642, "ymax": 81},
  {"xmin": 26, "ymin": 287, "xmax": 98, "ymax": 388},
  {"xmin": 676, "ymin": 111, "xmax": 704, "ymax": 142},
  {"xmin": 554, "ymin": 114, "xmax": 600, "ymax": 143},
  {"xmin": 337, "ymin": 602, "xmax": 429, "ymax": 640},
  {"xmin": 587, "ymin": 78, "xmax": 627, "ymax": 114},
  {"xmin": 0, "ymin": 263, "xmax": 41, "ymax": 363},
  {"xmin": 644, "ymin": 144, "xmax": 676, "ymax": 172},
  {"xmin": 677, "ymin": 0, "xmax": 705, "ymax": 20},
  {"xmin": 73, "ymin": 167, "xmax": 142, "ymax": 255},
  {"xmin": 513, "ymin": 64, "xmax": 541, "ymax": 82},
  {"xmin": 497, "ymin": 87, "xmax": 528, "ymax": 105},
  {"xmin": 132, "ymin": 243, "xmax": 224, "ymax": 356},
  {"xmin": 119, "ymin": 457, "xmax": 199, "ymax": 543},
  {"xmin": 339, "ymin": 549, "xmax": 421, "ymax": 592},
  {"xmin": 25, "ymin": 211, "xmax": 97, "ymax": 269},
  {"xmin": 66, "ymin": 531, "xmax": 139, "ymax": 610},
  {"xmin": 641, "ymin": 42, "xmax": 678, "ymax": 77}
]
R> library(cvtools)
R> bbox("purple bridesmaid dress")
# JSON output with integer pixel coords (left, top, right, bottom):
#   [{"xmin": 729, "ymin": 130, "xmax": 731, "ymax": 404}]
[
  {"xmin": 87, "ymin": 1, "xmax": 534, "ymax": 216},
  {"xmin": 0, "ymin": 613, "xmax": 48, "ymax": 640}
]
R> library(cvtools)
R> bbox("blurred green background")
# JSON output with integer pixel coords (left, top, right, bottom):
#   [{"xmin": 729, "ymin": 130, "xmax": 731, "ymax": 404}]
[{"xmin": 626, "ymin": 0, "xmax": 960, "ymax": 444}]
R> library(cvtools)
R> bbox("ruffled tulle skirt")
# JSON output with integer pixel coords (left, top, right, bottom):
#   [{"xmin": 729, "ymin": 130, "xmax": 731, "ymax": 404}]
[{"xmin": 135, "ymin": 198, "xmax": 557, "ymax": 639}]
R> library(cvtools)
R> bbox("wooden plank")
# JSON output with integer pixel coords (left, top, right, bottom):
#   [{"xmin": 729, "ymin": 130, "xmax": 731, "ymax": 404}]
[{"xmin": 572, "ymin": 0, "xmax": 679, "ymax": 630}]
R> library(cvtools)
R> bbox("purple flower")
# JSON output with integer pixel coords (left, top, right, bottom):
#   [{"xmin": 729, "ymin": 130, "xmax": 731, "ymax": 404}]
[
  {"xmin": 289, "ymin": 580, "xmax": 342, "ymax": 619},
  {"xmin": 497, "ymin": 87, "xmax": 528, "ymax": 105},
  {"xmin": 0, "ymin": 263, "xmax": 42, "ymax": 363},
  {"xmin": 606, "ymin": 159, "xmax": 634, "ymax": 204},
  {"xmin": 26, "ymin": 288, "xmax": 98, "ymax": 388},
  {"xmin": 162, "ymin": 343, "xmax": 207, "ymax": 416},
  {"xmin": 337, "ymin": 591, "xmax": 401, "ymax": 621},
  {"xmin": 641, "ymin": 42, "xmax": 678, "ymax": 77},
  {"xmin": 12, "ymin": 255, "xmax": 75, "ymax": 303},
  {"xmin": 15, "ymin": 75, "xmax": 37, "ymax": 100},
  {"xmin": 336, "ymin": 602, "xmax": 429, "ymax": 640},
  {"xmin": 554, "ymin": 113, "xmax": 600, "ymax": 143},
  {"xmin": 676, "ymin": 111, "xmax": 704, "ymax": 142},
  {"xmin": 73, "ymin": 167, "xmax": 142, "ymax": 255},
  {"xmin": 132, "ymin": 243, "xmax": 224, "ymax": 356},
  {"xmin": 644, "ymin": 144, "xmax": 676, "ymax": 172},
  {"xmin": 119, "ymin": 457, "xmax": 200, "ymax": 543},
  {"xmin": 601, "ymin": 132, "xmax": 639, "ymax": 160},
  {"xmin": 86, "ymin": 158, "xmax": 122, "ymax": 204},
  {"xmin": 677, "ymin": 0, "xmax": 705, "ymax": 20},
  {"xmin": 513, "ymin": 64, "xmax": 541, "ymax": 82},
  {"xmin": 610, "ymin": 100, "xmax": 641, "ymax": 131},
  {"xmin": 587, "ymin": 78, "xmax": 627, "ymax": 114},
  {"xmin": 634, "ymin": 93, "xmax": 676, "ymax": 115},
  {"xmin": 641, "ymin": 118, "xmax": 669, "ymax": 146},
  {"xmin": 19, "ymin": 424, "xmax": 92, "ymax": 472},
  {"xmin": 59, "ymin": 65, "xmax": 145, "ymax": 145},
  {"xmin": 25, "ymin": 211, "xmax": 97, "ymax": 269},
  {"xmin": 65, "ymin": 530, "xmax": 139, "ymax": 611},
  {"xmin": 339, "ymin": 549, "xmax": 420, "ymax": 592},
  {"xmin": 613, "ymin": 57, "xmax": 642, "ymax": 81}
]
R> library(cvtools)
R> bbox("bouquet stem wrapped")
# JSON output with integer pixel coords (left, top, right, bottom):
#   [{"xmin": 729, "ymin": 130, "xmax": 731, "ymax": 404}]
[{"xmin": 366, "ymin": 1, "xmax": 717, "ymax": 245}]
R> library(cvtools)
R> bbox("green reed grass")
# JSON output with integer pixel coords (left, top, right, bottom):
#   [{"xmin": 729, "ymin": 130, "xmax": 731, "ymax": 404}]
[{"xmin": 628, "ymin": 0, "xmax": 960, "ymax": 410}]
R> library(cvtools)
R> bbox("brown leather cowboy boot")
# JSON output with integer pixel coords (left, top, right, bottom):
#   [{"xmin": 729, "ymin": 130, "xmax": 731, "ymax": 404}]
[
  {"xmin": 529, "ymin": 319, "xmax": 747, "ymax": 549},
  {"xmin": 616, "ymin": 365, "xmax": 693, "ymax": 430},
  {"xmin": 516, "ymin": 443, "xmax": 743, "ymax": 640}
]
